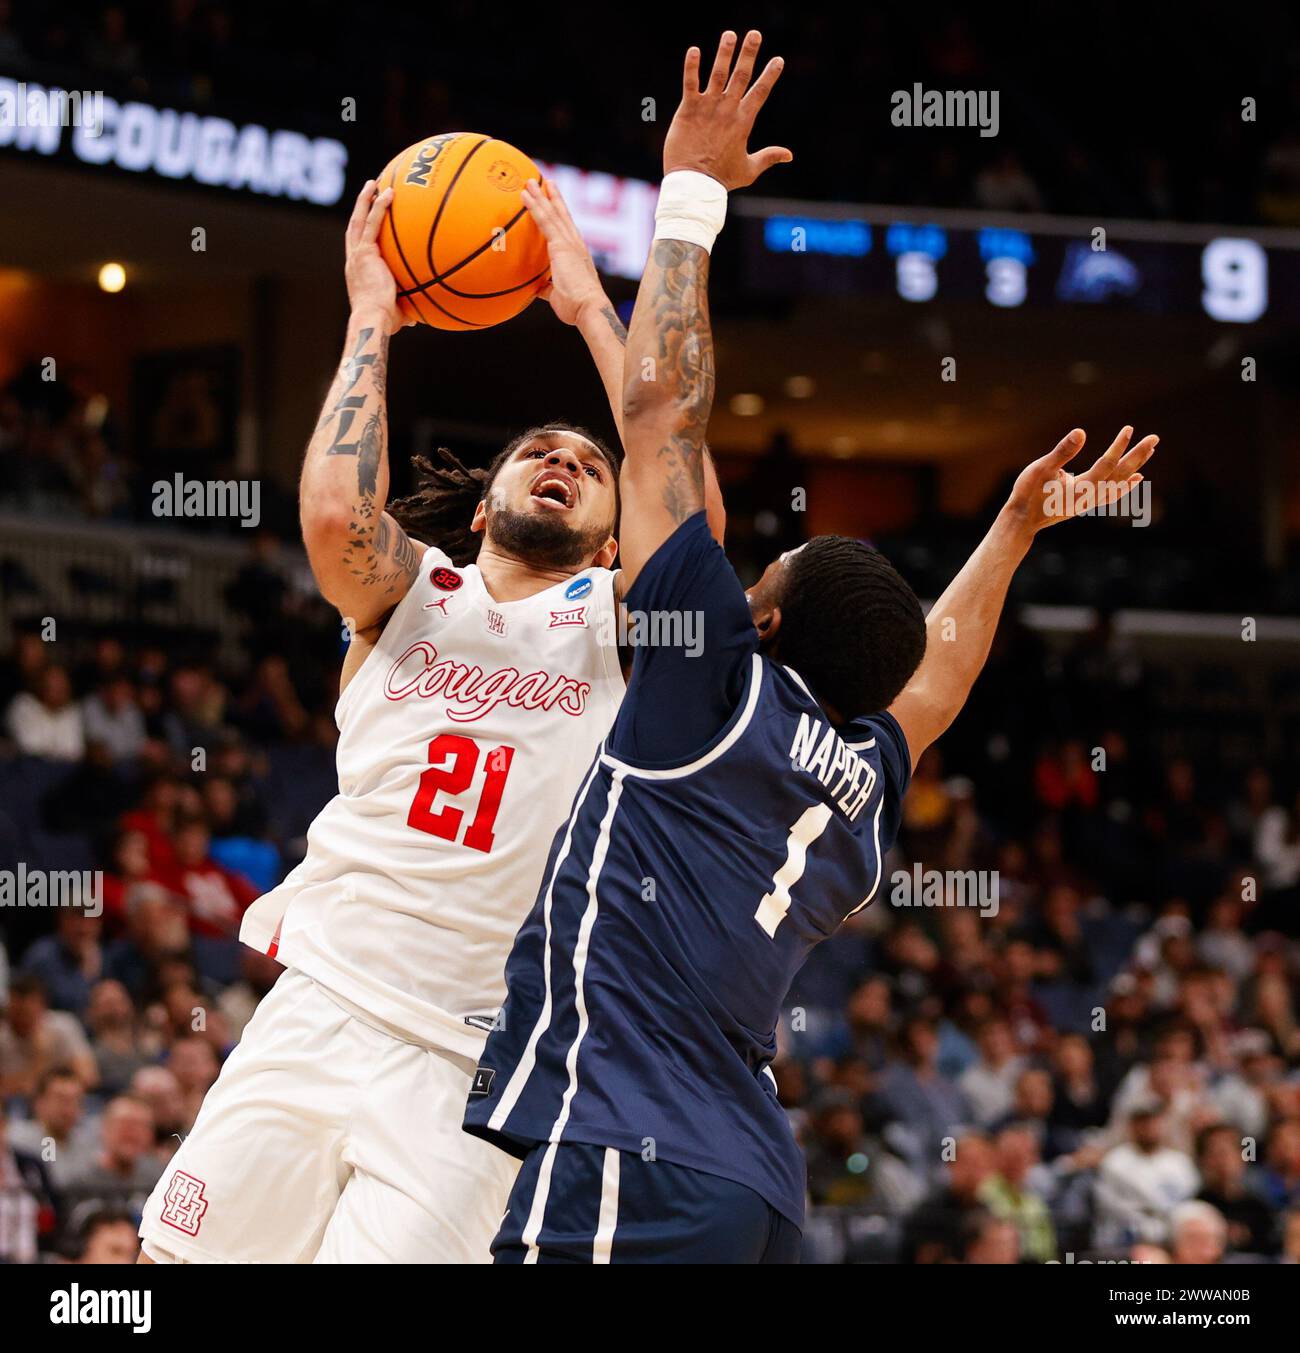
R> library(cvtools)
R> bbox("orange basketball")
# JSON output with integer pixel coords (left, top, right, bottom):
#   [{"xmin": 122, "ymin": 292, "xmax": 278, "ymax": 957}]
[{"xmin": 376, "ymin": 133, "xmax": 550, "ymax": 331}]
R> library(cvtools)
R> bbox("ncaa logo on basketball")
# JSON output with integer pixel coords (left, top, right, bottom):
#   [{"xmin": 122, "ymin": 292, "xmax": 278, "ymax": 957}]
[
  {"xmin": 404, "ymin": 133, "xmax": 456, "ymax": 188},
  {"xmin": 565, "ymin": 577, "xmax": 593, "ymax": 601},
  {"xmin": 430, "ymin": 566, "xmax": 463, "ymax": 591}
]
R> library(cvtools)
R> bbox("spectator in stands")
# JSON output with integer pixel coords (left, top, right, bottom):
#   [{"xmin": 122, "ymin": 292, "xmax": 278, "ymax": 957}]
[
  {"xmin": 1256, "ymin": 1118, "xmax": 1300, "ymax": 1212},
  {"xmin": 85, "ymin": 978, "xmax": 151, "ymax": 1094},
  {"xmin": 233, "ymin": 654, "xmax": 309, "ymax": 744},
  {"xmin": 0, "ymin": 630, "xmax": 49, "ymax": 714},
  {"xmin": 1199, "ymin": 893, "xmax": 1258, "ymax": 983},
  {"xmin": 161, "ymin": 818, "xmax": 259, "ymax": 942},
  {"xmin": 803, "ymin": 1087, "xmax": 924, "ymax": 1214},
  {"xmin": 1093, "ymin": 1102, "xmax": 1200, "ymax": 1247},
  {"xmin": 6, "ymin": 664, "xmax": 84, "ymax": 761},
  {"xmin": 1034, "ymin": 740, "xmax": 1100, "ymax": 812},
  {"xmin": 903, "ymin": 1133, "xmax": 995, "ymax": 1263},
  {"xmin": 100, "ymin": 828, "xmax": 169, "ymax": 933},
  {"xmin": 1168, "ymin": 1199, "xmax": 1230, "ymax": 1264},
  {"xmin": 209, "ymin": 730, "xmax": 271, "ymax": 835},
  {"xmin": 979, "ymin": 1124, "xmax": 1057, "ymax": 1262},
  {"xmin": 61, "ymin": 1095, "xmax": 161, "ymax": 1219},
  {"xmin": 72, "ymin": 1205, "xmax": 140, "ymax": 1263},
  {"xmin": 161, "ymin": 664, "xmax": 227, "ymax": 761},
  {"xmin": 152, "ymin": 975, "xmax": 231, "ymax": 1054},
  {"xmin": 1048, "ymin": 1034, "xmax": 1109, "ymax": 1152},
  {"xmin": 4, "ymin": 1067, "xmax": 98, "ymax": 1190},
  {"xmin": 0, "ymin": 973, "xmax": 98, "ymax": 1095},
  {"xmin": 1248, "ymin": 972, "xmax": 1300, "ymax": 1061},
  {"xmin": 0, "ymin": 1098, "xmax": 54, "ymax": 1264},
  {"xmin": 103, "ymin": 891, "xmax": 192, "ymax": 1002},
  {"xmin": 19, "ymin": 906, "xmax": 104, "ymax": 1016},
  {"xmin": 878, "ymin": 1017, "xmax": 972, "ymax": 1167},
  {"xmin": 167, "ymin": 1035, "xmax": 219, "ymax": 1130},
  {"xmin": 129, "ymin": 1066, "xmax": 187, "ymax": 1162},
  {"xmin": 961, "ymin": 1210, "xmax": 1020, "ymax": 1264},
  {"xmin": 82, "ymin": 675, "xmax": 147, "ymax": 763},
  {"xmin": 991, "ymin": 1066, "xmax": 1056, "ymax": 1150},
  {"xmin": 959, "ymin": 1017, "xmax": 1025, "ymax": 1127},
  {"xmin": 992, "ymin": 938, "xmax": 1053, "ymax": 1051},
  {"xmin": 1196, "ymin": 1123, "xmax": 1277, "ymax": 1256},
  {"xmin": 202, "ymin": 774, "xmax": 280, "ymax": 892}
]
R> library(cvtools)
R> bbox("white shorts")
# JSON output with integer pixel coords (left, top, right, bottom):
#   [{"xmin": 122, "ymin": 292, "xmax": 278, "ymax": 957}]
[{"xmin": 138, "ymin": 968, "xmax": 518, "ymax": 1264}]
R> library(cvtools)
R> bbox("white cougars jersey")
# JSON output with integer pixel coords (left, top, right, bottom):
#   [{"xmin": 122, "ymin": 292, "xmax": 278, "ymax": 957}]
[{"xmin": 241, "ymin": 544, "xmax": 624, "ymax": 1059}]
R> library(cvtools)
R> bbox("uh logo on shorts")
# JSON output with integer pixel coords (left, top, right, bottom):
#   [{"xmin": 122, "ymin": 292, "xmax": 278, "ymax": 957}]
[{"xmin": 159, "ymin": 1170, "xmax": 210, "ymax": 1237}]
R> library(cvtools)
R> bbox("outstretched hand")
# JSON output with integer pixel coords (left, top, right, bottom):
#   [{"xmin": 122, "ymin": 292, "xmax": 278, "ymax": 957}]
[
  {"xmin": 1006, "ymin": 426, "xmax": 1159, "ymax": 538},
  {"xmin": 344, "ymin": 178, "xmax": 414, "ymax": 335},
  {"xmin": 521, "ymin": 178, "xmax": 607, "ymax": 326},
  {"xmin": 663, "ymin": 29, "xmax": 792, "ymax": 190}
]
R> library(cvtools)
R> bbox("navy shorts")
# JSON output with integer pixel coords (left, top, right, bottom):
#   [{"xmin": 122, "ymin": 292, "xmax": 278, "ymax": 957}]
[{"xmin": 492, "ymin": 1141, "xmax": 802, "ymax": 1264}]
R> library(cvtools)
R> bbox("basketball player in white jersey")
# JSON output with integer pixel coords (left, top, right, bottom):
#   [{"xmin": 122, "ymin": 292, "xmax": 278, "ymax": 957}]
[{"xmin": 139, "ymin": 178, "xmax": 722, "ymax": 1264}]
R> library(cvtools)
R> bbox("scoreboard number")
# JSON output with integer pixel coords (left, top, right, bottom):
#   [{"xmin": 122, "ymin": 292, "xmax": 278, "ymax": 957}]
[{"xmin": 1201, "ymin": 237, "xmax": 1268, "ymax": 323}]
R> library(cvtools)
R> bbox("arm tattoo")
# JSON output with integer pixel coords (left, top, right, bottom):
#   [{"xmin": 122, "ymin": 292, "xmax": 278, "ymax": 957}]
[
  {"xmin": 648, "ymin": 240, "xmax": 714, "ymax": 523},
  {"xmin": 324, "ymin": 327, "xmax": 387, "ymax": 455},
  {"xmin": 325, "ymin": 327, "xmax": 414, "ymax": 592},
  {"xmin": 600, "ymin": 303, "xmax": 628, "ymax": 345}
]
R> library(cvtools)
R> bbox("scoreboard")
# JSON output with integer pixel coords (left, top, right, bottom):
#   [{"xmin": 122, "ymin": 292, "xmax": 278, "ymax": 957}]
[{"xmin": 740, "ymin": 210, "xmax": 1293, "ymax": 324}]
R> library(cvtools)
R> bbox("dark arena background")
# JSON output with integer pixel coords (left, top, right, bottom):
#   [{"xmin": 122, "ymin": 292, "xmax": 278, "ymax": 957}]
[{"xmin": 1, "ymin": 0, "xmax": 1299, "ymax": 1306}]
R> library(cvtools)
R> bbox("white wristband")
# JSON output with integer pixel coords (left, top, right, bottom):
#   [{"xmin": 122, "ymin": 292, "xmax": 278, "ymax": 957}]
[{"xmin": 653, "ymin": 170, "xmax": 728, "ymax": 254}]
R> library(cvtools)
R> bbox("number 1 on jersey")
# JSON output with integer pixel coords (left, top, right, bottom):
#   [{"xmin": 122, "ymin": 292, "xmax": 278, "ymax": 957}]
[
  {"xmin": 407, "ymin": 734, "xmax": 516, "ymax": 854},
  {"xmin": 754, "ymin": 804, "xmax": 833, "ymax": 938}
]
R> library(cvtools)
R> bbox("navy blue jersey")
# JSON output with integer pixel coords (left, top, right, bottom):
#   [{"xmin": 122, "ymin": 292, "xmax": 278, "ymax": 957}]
[{"xmin": 464, "ymin": 513, "xmax": 911, "ymax": 1227}]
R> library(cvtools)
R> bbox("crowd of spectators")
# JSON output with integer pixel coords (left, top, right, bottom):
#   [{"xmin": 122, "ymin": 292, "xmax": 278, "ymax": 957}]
[
  {"xmin": 780, "ymin": 617, "xmax": 1300, "ymax": 1263},
  {"xmin": 5, "ymin": 1, "xmax": 1300, "ymax": 226},
  {"xmin": 0, "ymin": 563, "xmax": 1297, "ymax": 1261}
]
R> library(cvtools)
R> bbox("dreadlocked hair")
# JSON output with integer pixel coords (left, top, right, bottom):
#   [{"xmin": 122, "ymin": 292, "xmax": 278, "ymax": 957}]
[
  {"xmin": 777, "ymin": 535, "xmax": 927, "ymax": 721},
  {"xmin": 387, "ymin": 423, "xmax": 622, "ymax": 567}
]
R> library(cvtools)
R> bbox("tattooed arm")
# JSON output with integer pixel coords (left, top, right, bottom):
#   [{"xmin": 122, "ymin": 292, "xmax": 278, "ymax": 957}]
[
  {"xmin": 521, "ymin": 176, "xmax": 729, "ymax": 547},
  {"xmin": 618, "ymin": 30, "xmax": 789, "ymax": 588},
  {"xmin": 300, "ymin": 180, "xmax": 420, "ymax": 638}
]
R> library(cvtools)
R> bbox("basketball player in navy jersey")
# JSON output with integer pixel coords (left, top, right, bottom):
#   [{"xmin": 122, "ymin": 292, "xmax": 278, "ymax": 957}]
[{"xmin": 464, "ymin": 29, "xmax": 1159, "ymax": 1262}]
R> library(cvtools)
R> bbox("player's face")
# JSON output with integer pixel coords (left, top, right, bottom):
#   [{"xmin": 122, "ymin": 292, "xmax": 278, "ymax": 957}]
[{"xmin": 475, "ymin": 431, "xmax": 617, "ymax": 569}]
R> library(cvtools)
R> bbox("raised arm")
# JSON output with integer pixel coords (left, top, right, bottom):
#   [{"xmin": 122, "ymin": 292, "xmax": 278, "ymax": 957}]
[
  {"xmin": 522, "ymin": 176, "xmax": 728, "ymax": 544},
  {"xmin": 299, "ymin": 180, "xmax": 421, "ymax": 637},
  {"xmin": 889, "ymin": 425, "xmax": 1159, "ymax": 764},
  {"xmin": 619, "ymin": 30, "xmax": 790, "ymax": 586}
]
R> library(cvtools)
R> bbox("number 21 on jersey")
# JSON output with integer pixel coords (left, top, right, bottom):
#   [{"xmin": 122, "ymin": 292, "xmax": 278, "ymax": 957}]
[{"xmin": 407, "ymin": 733, "xmax": 515, "ymax": 854}]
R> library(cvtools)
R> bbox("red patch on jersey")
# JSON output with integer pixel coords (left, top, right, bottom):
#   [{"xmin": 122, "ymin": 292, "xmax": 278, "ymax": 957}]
[
  {"xmin": 160, "ymin": 1170, "xmax": 209, "ymax": 1237},
  {"xmin": 430, "ymin": 567, "xmax": 463, "ymax": 591},
  {"xmin": 548, "ymin": 606, "xmax": 587, "ymax": 629}
]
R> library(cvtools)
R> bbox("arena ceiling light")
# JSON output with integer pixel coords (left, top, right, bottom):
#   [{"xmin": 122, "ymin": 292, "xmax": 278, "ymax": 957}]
[{"xmin": 97, "ymin": 262, "xmax": 126, "ymax": 293}]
